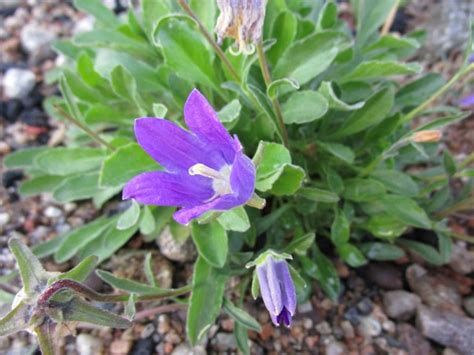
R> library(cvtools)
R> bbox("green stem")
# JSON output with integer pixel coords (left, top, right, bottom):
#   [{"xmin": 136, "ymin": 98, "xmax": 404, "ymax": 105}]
[
  {"xmin": 401, "ymin": 63, "xmax": 474, "ymax": 124},
  {"xmin": 451, "ymin": 231, "xmax": 474, "ymax": 244},
  {"xmin": 177, "ymin": 0, "xmax": 241, "ymax": 83},
  {"xmin": 34, "ymin": 325, "xmax": 55, "ymax": 355},
  {"xmin": 256, "ymin": 42, "xmax": 289, "ymax": 147},
  {"xmin": 459, "ymin": 152, "xmax": 474, "ymax": 170},
  {"xmin": 54, "ymin": 106, "xmax": 115, "ymax": 151}
]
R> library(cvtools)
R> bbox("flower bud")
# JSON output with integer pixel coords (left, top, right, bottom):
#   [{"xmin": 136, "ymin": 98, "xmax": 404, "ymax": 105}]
[
  {"xmin": 411, "ymin": 130, "xmax": 442, "ymax": 143},
  {"xmin": 215, "ymin": 0, "xmax": 267, "ymax": 55}
]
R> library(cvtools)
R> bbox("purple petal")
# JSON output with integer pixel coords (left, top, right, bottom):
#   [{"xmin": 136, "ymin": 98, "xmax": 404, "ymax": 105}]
[
  {"xmin": 184, "ymin": 89, "xmax": 235, "ymax": 162},
  {"xmin": 123, "ymin": 171, "xmax": 213, "ymax": 206},
  {"xmin": 134, "ymin": 118, "xmax": 226, "ymax": 172},
  {"xmin": 469, "ymin": 53, "xmax": 474, "ymax": 64},
  {"xmin": 274, "ymin": 260, "xmax": 297, "ymax": 316},
  {"xmin": 172, "ymin": 149, "xmax": 255, "ymax": 224},
  {"xmin": 459, "ymin": 93, "xmax": 474, "ymax": 108},
  {"xmin": 256, "ymin": 260, "xmax": 283, "ymax": 317},
  {"xmin": 276, "ymin": 308, "xmax": 292, "ymax": 327}
]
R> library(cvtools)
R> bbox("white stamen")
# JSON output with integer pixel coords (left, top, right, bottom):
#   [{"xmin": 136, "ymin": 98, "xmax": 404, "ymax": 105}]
[{"xmin": 189, "ymin": 163, "xmax": 233, "ymax": 198}]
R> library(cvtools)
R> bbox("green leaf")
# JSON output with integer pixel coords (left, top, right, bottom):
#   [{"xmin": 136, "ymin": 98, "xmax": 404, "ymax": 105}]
[
  {"xmin": 317, "ymin": 141, "xmax": 355, "ymax": 164},
  {"xmin": 0, "ymin": 301, "xmax": 29, "ymax": 336},
  {"xmin": 343, "ymin": 61, "xmax": 422, "ymax": 82},
  {"xmin": 285, "ymin": 233, "xmax": 315, "ymax": 255},
  {"xmin": 301, "ymin": 251, "xmax": 340, "ymax": 301},
  {"xmin": 396, "ymin": 239, "xmax": 444, "ymax": 265},
  {"xmin": 363, "ymin": 35, "xmax": 420, "ymax": 58},
  {"xmin": 318, "ymin": 81, "xmax": 365, "ymax": 111},
  {"xmin": 337, "ymin": 243, "xmax": 367, "ymax": 267},
  {"xmin": 73, "ymin": 0, "xmax": 120, "ymax": 28},
  {"xmin": 234, "ymin": 323, "xmax": 250, "ymax": 355},
  {"xmin": 360, "ymin": 242, "xmax": 405, "ymax": 261},
  {"xmin": 99, "ymin": 143, "xmax": 159, "ymax": 188},
  {"xmin": 443, "ymin": 151, "xmax": 457, "ymax": 177},
  {"xmin": 223, "ymin": 299, "xmax": 261, "ymax": 332},
  {"xmin": 267, "ymin": 78, "xmax": 300, "ymax": 99},
  {"xmin": 144, "ymin": 252, "xmax": 157, "ymax": 287},
  {"xmin": 251, "ymin": 271, "xmax": 259, "ymax": 299},
  {"xmin": 317, "ymin": 1, "xmax": 338, "ymax": 30},
  {"xmin": 371, "ymin": 170, "xmax": 419, "ymax": 197},
  {"xmin": 76, "ymin": 52, "xmax": 110, "ymax": 89},
  {"xmin": 55, "ymin": 217, "xmax": 113, "ymax": 263},
  {"xmin": 152, "ymin": 103, "xmax": 168, "ymax": 117},
  {"xmin": 19, "ymin": 175, "xmax": 66, "ymax": 196},
  {"xmin": 273, "ymin": 31, "xmax": 350, "ymax": 85},
  {"xmin": 296, "ymin": 187, "xmax": 340, "ymax": 203},
  {"xmin": 382, "ymin": 195, "xmax": 432, "ymax": 229},
  {"xmin": 96, "ymin": 270, "xmax": 164, "ymax": 294},
  {"xmin": 187, "ymin": 257, "xmax": 227, "ymax": 345},
  {"xmin": 62, "ymin": 296, "xmax": 131, "ymax": 328},
  {"xmin": 282, "ymin": 91, "xmax": 329, "ymax": 124},
  {"xmin": 333, "ymin": 88, "xmax": 394, "ymax": 138},
  {"xmin": 415, "ymin": 113, "xmax": 467, "ymax": 132},
  {"xmin": 192, "ymin": 222, "xmax": 228, "ymax": 268},
  {"xmin": 364, "ymin": 214, "xmax": 407, "ymax": 240},
  {"xmin": 55, "ymin": 256, "xmax": 98, "ymax": 282},
  {"xmin": 33, "ymin": 235, "xmax": 66, "ymax": 259},
  {"xmin": 395, "ymin": 73, "xmax": 445, "ymax": 108},
  {"xmin": 268, "ymin": 10, "xmax": 298, "ymax": 64},
  {"xmin": 8, "ymin": 238, "xmax": 47, "ymax": 297},
  {"xmin": 117, "ymin": 201, "xmax": 141, "ymax": 230},
  {"xmin": 189, "ymin": 0, "xmax": 216, "ymax": 33},
  {"xmin": 217, "ymin": 99, "xmax": 242, "ymax": 126},
  {"xmin": 3, "ymin": 147, "xmax": 47, "ymax": 169},
  {"xmin": 355, "ymin": 0, "xmax": 397, "ymax": 45},
  {"xmin": 343, "ymin": 178, "xmax": 386, "ymax": 202},
  {"xmin": 35, "ymin": 148, "xmax": 105, "ymax": 176},
  {"xmin": 125, "ymin": 294, "xmax": 137, "ymax": 321},
  {"xmin": 110, "ymin": 65, "xmax": 140, "ymax": 105},
  {"xmin": 217, "ymin": 207, "xmax": 250, "ymax": 232},
  {"xmin": 331, "ymin": 210, "xmax": 350, "ymax": 245},
  {"xmin": 142, "ymin": 0, "xmax": 170, "ymax": 38},
  {"xmin": 53, "ymin": 173, "xmax": 100, "ymax": 203},
  {"xmin": 139, "ymin": 206, "xmax": 156, "ymax": 236},
  {"xmin": 154, "ymin": 17, "xmax": 218, "ymax": 89}
]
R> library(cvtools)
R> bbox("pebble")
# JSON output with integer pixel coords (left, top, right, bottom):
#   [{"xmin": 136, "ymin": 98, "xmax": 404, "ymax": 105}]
[
  {"xmin": 214, "ymin": 333, "xmax": 237, "ymax": 350},
  {"xmin": 397, "ymin": 323, "xmax": 433, "ymax": 355},
  {"xmin": 73, "ymin": 15, "xmax": 95, "ymax": 34},
  {"xmin": 110, "ymin": 339, "xmax": 133, "ymax": 355},
  {"xmin": 417, "ymin": 305, "xmax": 474, "ymax": 354},
  {"xmin": 157, "ymin": 314, "xmax": 171, "ymax": 334},
  {"xmin": 140, "ymin": 323, "xmax": 155, "ymax": 339},
  {"xmin": 130, "ymin": 338, "xmax": 154, "ymax": 355},
  {"xmin": 303, "ymin": 318, "xmax": 313, "ymax": 330},
  {"xmin": 0, "ymin": 213, "xmax": 10, "ymax": 228},
  {"xmin": 297, "ymin": 301, "xmax": 313, "ymax": 313},
  {"xmin": 383, "ymin": 290, "xmax": 421, "ymax": 321},
  {"xmin": 20, "ymin": 23, "xmax": 56, "ymax": 54},
  {"xmin": 156, "ymin": 226, "xmax": 196, "ymax": 262},
  {"xmin": 0, "ymin": 0, "xmax": 21, "ymax": 9},
  {"xmin": 363, "ymin": 262, "xmax": 404, "ymax": 290},
  {"xmin": 76, "ymin": 334, "xmax": 104, "ymax": 355},
  {"xmin": 44, "ymin": 206, "xmax": 62, "ymax": 219},
  {"xmin": 357, "ymin": 315, "xmax": 382, "ymax": 338},
  {"xmin": 340, "ymin": 320, "xmax": 355, "ymax": 339},
  {"xmin": 2, "ymin": 68, "xmax": 36, "ymax": 99},
  {"xmin": 0, "ymin": 142, "xmax": 11, "ymax": 154},
  {"xmin": 316, "ymin": 321, "xmax": 332, "ymax": 335},
  {"xmin": 449, "ymin": 242, "xmax": 474, "ymax": 275},
  {"xmin": 325, "ymin": 340, "xmax": 347, "ymax": 355},
  {"xmin": 463, "ymin": 296, "xmax": 474, "ymax": 317},
  {"xmin": 171, "ymin": 344, "xmax": 207, "ymax": 355},
  {"xmin": 356, "ymin": 297, "xmax": 373, "ymax": 315}
]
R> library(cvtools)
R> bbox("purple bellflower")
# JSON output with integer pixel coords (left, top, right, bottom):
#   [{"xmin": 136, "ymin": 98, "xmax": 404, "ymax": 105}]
[
  {"xmin": 255, "ymin": 253, "xmax": 297, "ymax": 327},
  {"xmin": 459, "ymin": 94, "xmax": 474, "ymax": 108},
  {"xmin": 123, "ymin": 89, "xmax": 256, "ymax": 225}
]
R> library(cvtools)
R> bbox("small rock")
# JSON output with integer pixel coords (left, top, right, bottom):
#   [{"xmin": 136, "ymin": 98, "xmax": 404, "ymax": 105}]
[
  {"xmin": 73, "ymin": 15, "xmax": 95, "ymax": 34},
  {"xmin": 303, "ymin": 318, "xmax": 313, "ymax": 330},
  {"xmin": 172, "ymin": 344, "xmax": 206, "ymax": 355},
  {"xmin": 130, "ymin": 338, "xmax": 154, "ymax": 355},
  {"xmin": 443, "ymin": 348, "xmax": 462, "ymax": 355},
  {"xmin": 383, "ymin": 290, "xmax": 421, "ymax": 321},
  {"xmin": 140, "ymin": 323, "xmax": 155, "ymax": 339},
  {"xmin": 449, "ymin": 242, "xmax": 474, "ymax": 275},
  {"xmin": 417, "ymin": 305, "xmax": 474, "ymax": 354},
  {"xmin": 0, "ymin": 142, "xmax": 11, "ymax": 154},
  {"xmin": 3, "ymin": 68, "xmax": 36, "ymax": 99},
  {"xmin": 110, "ymin": 340, "xmax": 133, "ymax": 355},
  {"xmin": 397, "ymin": 323, "xmax": 433, "ymax": 355},
  {"xmin": 0, "ymin": 213, "xmax": 10, "ymax": 228},
  {"xmin": 76, "ymin": 334, "xmax": 104, "ymax": 355},
  {"xmin": 340, "ymin": 320, "xmax": 355, "ymax": 339},
  {"xmin": 357, "ymin": 316, "xmax": 382, "ymax": 338},
  {"xmin": 356, "ymin": 297, "xmax": 373, "ymax": 315},
  {"xmin": 297, "ymin": 301, "xmax": 313, "ymax": 313},
  {"xmin": 0, "ymin": 0, "xmax": 21, "ymax": 9},
  {"xmin": 316, "ymin": 321, "xmax": 332, "ymax": 335},
  {"xmin": 406, "ymin": 264, "xmax": 464, "ymax": 314},
  {"xmin": 214, "ymin": 333, "xmax": 237, "ymax": 350},
  {"xmin": 325, "ymin": 341, "xmax": 347, "ymax": 355},
  {"xmin": 44, "ymin": 206, "xmax": 62, "ymax": 219},
  {"xmin": 156, "ymin": 226, "xmax": 196, "ymax": 262},
  {"xmin": 363, "ymin": 262, "xmax": 403, "ymax": 290},
  {"xmin": 20, "ymin": 23, "xmax": 56, "ymax": 54},
  {"xmin": 157, "ymin": 314, "xmax": 171, "ymax": 334},
  {"xmin": 463, "ymin": 296, "xmax": 474, "ymax": 317},
  {"xmin": 4, "ymin": 99, "xmax": 22, "ymax": 122}
]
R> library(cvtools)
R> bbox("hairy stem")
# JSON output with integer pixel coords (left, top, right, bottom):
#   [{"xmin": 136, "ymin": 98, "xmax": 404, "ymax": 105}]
[
  {"xmin": 256, "ymin": 42, "xmax": 289, "ymax": 147},
  {"xmin": 135, "ymin": 303, "xmax": 187, "ymax": 320},
  {"xmin": 34, "ymin": 325, "xmax": 55, "ymax": 355},
  {"xmin": 54, "ymin": 106, "xmax": 115, "ymax": 151}
]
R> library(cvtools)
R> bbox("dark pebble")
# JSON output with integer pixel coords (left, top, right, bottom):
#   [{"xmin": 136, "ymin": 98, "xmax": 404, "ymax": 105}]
[
  {"xmin": 356, "ymin": 297, "xmax": 374, "ymax": 315},
  {"xmin": 344, "ymin": 306, "xmax": 360, "ymax": 325},
  {"xmin": 130, "ymin": 338, "xmax": 155, "ymax": 355},
  {"xmin": 361, "ymin": 262, "xmax": 403, "ymax": 290},
  {"xmin": 36, "ymin": 132, "xmax": 50, "ymax": 145},
  {"xmin": 391, "ymin": 10, "xmax": 410, "ymax": 34},
  {"xmin": 2, "ymin": 170, "xmax": 24, "ymax": 189},
  {"xmin": 21, "ymin": 89, "xmax": 43, "ymax": 109},
  {"xmin": 0, "ymin": 7, "xmax": 17, "ymax": 17},
  {"xmin": 19, "ymin": 108, "xmax": 48, "ymax": 127},
  {"xmin": 0, "ymin": 62, "xmax": 28, "ymax": 73},
  {"xmin": 4, "ymin": 99, "xmax": 23, "ymax": 123}
]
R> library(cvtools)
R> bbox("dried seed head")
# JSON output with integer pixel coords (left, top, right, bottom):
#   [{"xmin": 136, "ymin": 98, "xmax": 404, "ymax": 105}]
[
  {"xmin": 215, "ymin": 0, "xmax": 267, "ymax": 55},
  {"xmin": 412, "ymin": 130, "xmax": 442, "ymax": 143}
]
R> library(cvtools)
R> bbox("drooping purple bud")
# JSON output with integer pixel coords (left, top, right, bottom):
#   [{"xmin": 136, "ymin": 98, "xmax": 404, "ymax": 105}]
[
  {"xmin": 459, "ymin": 93, "xmax": 474, "ymax": 109},
  {"xmin": 256, "ymin": 255, "xmax": 296, "ymax": 327},
  {"xmin": 215, "ymin": 0, "xmax": 267, "ymax": 55}
]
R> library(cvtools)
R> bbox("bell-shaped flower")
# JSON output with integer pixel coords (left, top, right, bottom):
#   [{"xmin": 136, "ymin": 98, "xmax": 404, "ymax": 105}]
[
  {"xmin": 215, "ymin": 0, "xmax": 267, "ymax": 55},
  {"xmin": 253, "ymin": 252, "xmax": 297, "ymax": 327},
  {"xmin": 123, "ymin": 89, "xmax": 256, "ymax": 225}
]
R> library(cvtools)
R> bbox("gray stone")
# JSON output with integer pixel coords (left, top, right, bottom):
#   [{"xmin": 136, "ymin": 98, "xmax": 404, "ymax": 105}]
[
  {"xmin": 171, "ymin": 344, "xmax": 207, "ymax": 355},
  {"xmin": 417, "ymin": 306, "xmax": 474, "ymax": 355},
  {"xmin": 20, "ymin": 23, "xmax": 56, "ymax": 54},
  {"xmin": 325, "ymin": 341, "xmax": 347, "ymax": 355},
  {"xmin": 463, "ymin": 296, "xmax": 474, "ymax": 318},
  {"xmin": 316, "ymin": 321, "xmax": 332, "ymax": 335},
  {"xmin": 0, "ymin": 0, "xmax": 21, "ymax": 9},
  {"xmin": 357, "ymin": 315, "xmax": 382, "ymax": 338},
  {"xmin": 215, "ymin": 332, "xmax": 237, "ymax": 350},
  {"xmin": 156, "ymin": 226, "xmax": 196, "ymax": 262},
  {"xmin": 76, "ymin": 334, "xmax": 104, "ymax": 355},
  {"xmin": 2, "ymin": 68, "xmax": 35, "ymax": 99},
  {"xmin": 449, "ymin": 242, "xmax": 474, "ymax": 275},
  {"xmin": 383, "ymin": 290, "xmax": 421, "ymax": 321},
  {"xmin": 44, "ymin": 206, "xmax": 62, "ymax": 219},
  {"xmin": 397, "ymin": 323, "xmax": 433, "ymax": 355}
]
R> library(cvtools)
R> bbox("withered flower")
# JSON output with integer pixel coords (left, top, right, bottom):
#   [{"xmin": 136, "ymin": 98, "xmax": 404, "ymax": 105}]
[{"xmin": 215, "ymin": 0, "xmax": 267, "ymax": 55}]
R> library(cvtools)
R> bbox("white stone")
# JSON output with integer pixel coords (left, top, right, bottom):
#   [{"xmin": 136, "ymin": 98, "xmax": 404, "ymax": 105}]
[
  {"xmin": 2, "ymin": 68, "xmax": 36, "ymax": 99},
  {"xmin": 44, "ymin": 206, "xmax": 62, "ymax": 219},
  {"xmin": 20, "ymin": 23, "xmax": 56, "ymax": 54},
  {"xmin": 73, "ymin": 16, "xmax": 95, "ymax": 35},
  {"xmin": 0, "ymin": 213, "xmax": 10, "ymax": 228},
  {"xmin": 76, "ymin": 334, "xmax": 104, "ymax": 355}
]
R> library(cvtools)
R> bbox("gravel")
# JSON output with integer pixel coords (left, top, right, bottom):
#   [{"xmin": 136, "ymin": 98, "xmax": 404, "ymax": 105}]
[
  {"xmin": 2, "ymin": 68, "xmax": 36, "ymax": 99},
  {"xmin": 383, "ymin": 290, "xmax": 421, "ymax": 321}
]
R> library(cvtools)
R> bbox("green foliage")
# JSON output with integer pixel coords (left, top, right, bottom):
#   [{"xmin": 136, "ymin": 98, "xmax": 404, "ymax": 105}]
[{"xmin": 4, "ymin": 0, "xmax": 473, "ymax": 346}]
